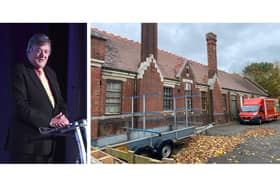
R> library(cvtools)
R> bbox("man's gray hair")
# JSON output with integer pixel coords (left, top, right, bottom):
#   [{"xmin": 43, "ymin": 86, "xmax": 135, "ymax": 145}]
[{"xmin": 26, "ymin": 34, "xmax": 51, "ymax": 53}]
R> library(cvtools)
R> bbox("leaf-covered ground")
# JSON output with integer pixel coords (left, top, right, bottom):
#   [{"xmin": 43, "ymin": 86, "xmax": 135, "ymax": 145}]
[{"xmin": 174, "ymin": 127, "xmax": 277, "ymax": 163}]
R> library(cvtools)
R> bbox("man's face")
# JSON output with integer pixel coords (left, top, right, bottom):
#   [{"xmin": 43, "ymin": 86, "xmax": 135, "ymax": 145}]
[{"xmin": 27, "ymin": 43, "xmax": 51, "ymax": 69}]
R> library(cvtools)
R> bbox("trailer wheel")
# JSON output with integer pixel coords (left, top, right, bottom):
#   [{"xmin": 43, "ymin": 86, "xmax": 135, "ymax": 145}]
[
  {"xmin": 135, "ymin": 146, "xmax": 153, "ymax": 157},
  {"xmin": 157, "ymin": 140, "xmax": 173, "ymax": 159}
]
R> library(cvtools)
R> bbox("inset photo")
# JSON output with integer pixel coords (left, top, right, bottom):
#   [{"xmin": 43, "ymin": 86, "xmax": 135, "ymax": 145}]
[
  {"xmin": 91, "ymin": 23, "xmax": 280, "ymax": 164},
  {"xmin": 0, "ymin": 23, "xmax": 87, "ymax": 163}
]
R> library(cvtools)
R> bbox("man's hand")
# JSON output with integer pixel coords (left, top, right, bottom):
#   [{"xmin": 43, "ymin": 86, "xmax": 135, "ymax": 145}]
[{"xmin": 50, "ymin": 112, "xmax": 70, "ymax": 128}]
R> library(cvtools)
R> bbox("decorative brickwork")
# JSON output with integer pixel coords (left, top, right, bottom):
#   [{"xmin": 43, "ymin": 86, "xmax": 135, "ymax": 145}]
[
  {"xmin": 92, "ymin": 36, "xmax": 106, "ymax": 60},
  {"xmin": 141, "ymin": 23, "xmax": 158, "ymax": 61},
  {"xmin": 206, "ymin": 32, "xmax": 217, "ymax": 79}
]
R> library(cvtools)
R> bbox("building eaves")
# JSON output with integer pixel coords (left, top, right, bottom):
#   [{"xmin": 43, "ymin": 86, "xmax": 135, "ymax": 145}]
[{"xmin": 91, "ymin": 31, "xmax": 108, "ymax": 40}]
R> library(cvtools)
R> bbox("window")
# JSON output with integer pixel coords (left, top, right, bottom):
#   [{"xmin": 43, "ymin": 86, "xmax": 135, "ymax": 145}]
[
  {"xmin": 185, "ymin": 83, "xmax": 192, "ymax": 111},
  {"xmin": 222, "ymin": 94, "xmax": 227, "ymax": 112},
  {"xmin": 163, "ymin": 87, "xmax": 173, "ymax": 110},
  {"xmin": 105, "ymin": 80, "xmax": 122, "ymax": 113},
  {"xmin": 201, "ymin": 91, "xmax": 207, "ymax": 111},
  {"xmin": 230, "ymin": 95, "xmax": 238, "ymax": 118}
]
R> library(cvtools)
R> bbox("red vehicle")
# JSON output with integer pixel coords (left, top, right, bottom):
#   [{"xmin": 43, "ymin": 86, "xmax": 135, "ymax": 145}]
[{"xmin": 239, "ymin": 98, "xmax": 280, "ymax": 124}]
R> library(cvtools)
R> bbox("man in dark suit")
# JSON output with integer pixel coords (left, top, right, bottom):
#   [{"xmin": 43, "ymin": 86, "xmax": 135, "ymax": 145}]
[{"xmin": 7, "ymin": 34, "xmax": 69, "ymax": 163}]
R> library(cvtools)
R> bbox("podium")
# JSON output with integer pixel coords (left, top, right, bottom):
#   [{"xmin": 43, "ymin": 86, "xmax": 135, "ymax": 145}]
[{"xmin": 39, "ymin": 119, "xmax": 87, "ymax": 163}]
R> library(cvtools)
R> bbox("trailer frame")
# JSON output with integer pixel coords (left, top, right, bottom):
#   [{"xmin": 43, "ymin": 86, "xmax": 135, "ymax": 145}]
[{"xmin": 92, "ymin": 94, "xmax": 214, "ymax": 159}]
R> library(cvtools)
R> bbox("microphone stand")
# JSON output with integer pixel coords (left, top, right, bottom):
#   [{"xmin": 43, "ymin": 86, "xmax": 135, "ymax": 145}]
[{"xmin": 39, "ymin": 119, "xmax": 87, "ymax": 164}]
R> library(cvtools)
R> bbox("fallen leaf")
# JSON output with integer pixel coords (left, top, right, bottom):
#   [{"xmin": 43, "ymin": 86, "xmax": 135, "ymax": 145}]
[{"xmin": 175, "ymin": 127, "xmax": 277, "ymax": 163}]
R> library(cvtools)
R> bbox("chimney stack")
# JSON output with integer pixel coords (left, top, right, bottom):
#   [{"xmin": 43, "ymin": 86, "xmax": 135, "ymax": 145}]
[
  {"xmin": 141, "ymin": 23, "xmax": 158, "ymax": 61},
  {"xmin": 206, "ymin": 32, "xmax": 217, "ymax": 79}
]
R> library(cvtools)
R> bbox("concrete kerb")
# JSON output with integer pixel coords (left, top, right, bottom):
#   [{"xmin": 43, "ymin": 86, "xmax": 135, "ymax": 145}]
[{"xmin": 213, "ymin": 121, "xmax": 239, "ymax": 128}]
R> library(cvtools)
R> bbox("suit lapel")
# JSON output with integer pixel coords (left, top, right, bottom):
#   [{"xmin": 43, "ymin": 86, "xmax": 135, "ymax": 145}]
[
  {"xmin": 26, "ymin": 64, "xmax": 57, "ymax": 109},
  {"xmin": 27, "ymin": 66, "xmax": 48, "ymax": 98}
]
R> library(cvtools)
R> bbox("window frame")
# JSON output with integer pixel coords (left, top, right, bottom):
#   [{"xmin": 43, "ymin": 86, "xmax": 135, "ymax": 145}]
[
  {"xmin": 105, "ymin": 80, "xmax": 122, "ymax": 114},
  {"xmin": 163, "ymin": 87, "xmax": 173, "ymax": 111},
  {"xmin": 222, "ymin": 93, "xmax": 227, "ymax": 112},
  {"xmin": 201, "ymin": 91, "xmax": 208, "ymax": 112},
  {"xmin": 185, "ymin": 83, "xmax": 192, "ymax": 111}
]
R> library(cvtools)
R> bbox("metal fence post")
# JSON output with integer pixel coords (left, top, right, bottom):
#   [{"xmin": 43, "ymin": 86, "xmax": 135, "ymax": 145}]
[
  {"xmin": 131, "ymin": 96, "xmax": 134, "ymax": 128},
  {"xmin": 185, "ymin": 96, "xmax": 188, "ymax": 127},
  {"xmin": 143, "ymin": 95, "xmax": 146, "ymax": 129},
  {"xmin": 173, "ymin": 96, "xmax": 176, "ymax": 129}
]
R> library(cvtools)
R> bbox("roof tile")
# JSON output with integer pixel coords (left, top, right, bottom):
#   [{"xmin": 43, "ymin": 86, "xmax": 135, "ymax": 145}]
[{"xmin": 92, "ymin": 28, "xmax": 267, "ymax": 96}]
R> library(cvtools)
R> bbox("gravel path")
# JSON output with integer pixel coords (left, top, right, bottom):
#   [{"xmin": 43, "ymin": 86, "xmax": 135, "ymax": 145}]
[{"xmin": 206, "ymin": 120, "xmax": 280, "ymax": 163}]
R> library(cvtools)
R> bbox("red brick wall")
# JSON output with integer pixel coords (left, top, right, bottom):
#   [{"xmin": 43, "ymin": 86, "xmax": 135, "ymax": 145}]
[
  {"xmin": 212, "ymin": 79, "xmax": 225, "ymax": 124},
  {"xmin": 93, "ymin": 78, "xmax": 136, "ymax": 137},
  {"xmin": 192, "ymin": 86, "xmax": 201, "ymax": 114},
  {"xmin": 136, "ymin": 61, "xmax": 163, "ymax": 128},
  {"xmin": 92, "ymin": 37, "xmax": 106, "ymax": 60},
  {"xmin": 206, "ymin": 33, "xmax": 217, "ymax": 79},
  {"xmin": 91, "ymin": 67, "xmax": 101, "ymax": 116},
  {"xmin": 222, "ymin": 92, "xmax": 231, "ymax": 123},
  {"xmin": 141, "ymin": 23, "xmax": 158, "ymax": 61},
  {"xmin": 121, "ymin": 79, "xmax": 135, "ymax": 113},
  {"xmin": 96, "ymin": 61, "xmax": 178, "ymax": 135},
  {"xmin": 91, "ymin": 36, "xmax": 107, "ymax": 138},
  {"xmin": 99, "ymin": 78, "xmax": 137, "ymax": 115},
  {"xmin": 226, "ymin": 92, "xmax": 231, "ymax": 113},
  {"xmin": 136, "ymin": 62, "xmax": 163, "ymax": 113},
  {"xmin": 237, "ymin": 94, "xmax": 241, "ymax": 113},
  {"xmin": 174, "ymin": 84, "xmax": 184, "ymax": 109},
  {"xmin": 228, "ymin": 93, "xmax": 232, "ymax": 120},
  {"xmin": 91, "ymin": 66, "xmax": 101, "ymax": 138},
  {"xmin": 98, "ymin": 79, "xmax": 106, "ymax": 114},
  {"xmin": 176, "ymin": 65, "xmax": 194, "ymax": 109},
  {"xmin": 212, "ymin": 80, "xmax": 223, "ymax": 113},
  {"xmin": 99, "ymin": 78, "xmax": 135, "ymax": 114}
]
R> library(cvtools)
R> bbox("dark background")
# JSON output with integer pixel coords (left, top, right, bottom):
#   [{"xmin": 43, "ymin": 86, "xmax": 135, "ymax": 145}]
[{"xmin": 0, "ymin": 23, "xmax": 87, "ymax": 163}]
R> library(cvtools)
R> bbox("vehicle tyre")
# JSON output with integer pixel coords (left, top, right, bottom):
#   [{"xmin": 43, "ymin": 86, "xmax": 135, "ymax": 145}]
[
  {"xmin": 135, "ymin": 146, "xmax": 153, "ymax": 157},
  {"xmin": 157, "ymin": 140, "xmax": 173, "ymax": 159},
  {"xmin": 258, "ymin": 118, "xmax": 262, "ymax": 125}
]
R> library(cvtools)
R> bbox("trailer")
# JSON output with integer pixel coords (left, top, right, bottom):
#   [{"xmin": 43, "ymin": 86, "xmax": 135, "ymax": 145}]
[
  {"xmin": 92, "ymin": 94, "xmax": 213, "ymax": 159},
  {"xmin": 92, "ymin": 123, "xmax": 213, "ymax": 159}
]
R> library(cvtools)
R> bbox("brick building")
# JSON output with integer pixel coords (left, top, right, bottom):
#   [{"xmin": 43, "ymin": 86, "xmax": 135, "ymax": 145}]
[{"xmin": 91, "ymin": 23, "xmax": 267, "ymax": 139}]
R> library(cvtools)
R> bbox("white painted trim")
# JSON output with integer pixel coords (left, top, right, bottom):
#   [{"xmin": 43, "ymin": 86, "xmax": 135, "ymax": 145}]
[
  {"xmin": 196, "ymin": 84, "xmax": 209, "ymax": 92},
  {"xmin": 208, "ymin": 73, "xmax": 221, "ymax": 90},
  {"xmin": 176, "ymin": 60, "xmax": 188, "ymax": 78},
  {"xmin": 183, "ymin": 79, "xmax": 193, "ymax": 84},
  {"xmin": 221, "ymin": 89, "xmax": 229, "ymax": 94},
  {"xmin": 91, "ymin": 63, "xmax": 102, "ymax": 68},
  {"xmin": 101, "ymin": 69, "xmax": 136, "ymax": 82},
  {"xmin": 102, "ymin": 69, "xmax": 136, "ymax": 79},
  {"xmin": 102, "ymin": 75, "xmax": 127, "ymax": 82},
  {"xmin": 163, "ymin": 79, "xmax": 180, "ymax": 88},
  {"xmin": 221, "ymin": 88, "xmax": 263, "ymax": 98},
  {"xmin": 91, "ymin": 58, "xmax": 105, "ymax": 63},
  {"xmin": 91, "ymin": 58, "xmax": 105, "ymax": 67},
  {"xmin": 239, "ymin": 92, "xmax": 248, "ymax": 97},
  {"xmin": 137, "ymin": 54, "xmax": 164, "ymax": 82},
  {"xmin": 229, "ymin": 90, "xmax": 258, "ymax": 97}
]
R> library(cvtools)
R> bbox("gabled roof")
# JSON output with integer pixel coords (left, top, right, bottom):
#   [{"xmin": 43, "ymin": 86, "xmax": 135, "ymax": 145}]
[
  {"xmin": 189, "ymin": 61, "xmax": 267, "ymax": 95},
  {"xmin": 92, "ymin": 28, "xmax": 268, "ymax": 96},
  {"xmin": 92, "ymin": 28, "xmax": 186, "ymax": 79}
]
